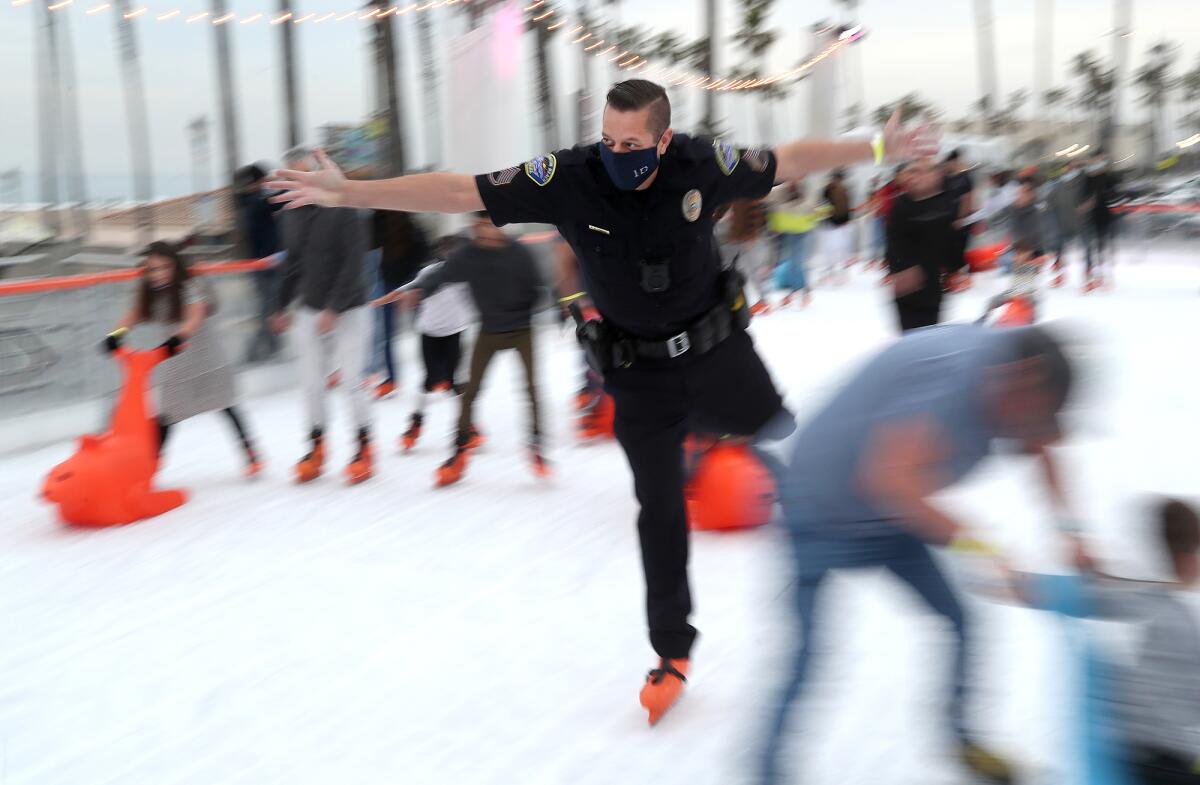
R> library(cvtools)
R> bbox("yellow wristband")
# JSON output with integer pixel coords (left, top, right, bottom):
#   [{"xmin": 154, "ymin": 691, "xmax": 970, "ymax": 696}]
[
  {"xmin": 871, "ymin": 132, "xmax": 885, "ymax": 166},
  {"xmin": 108, "ymin": 326, "xmax": 129, "ymax": 338},
  {"xmin": 558, "ymin": 291, "xmax": 586, "ymax": 304}
]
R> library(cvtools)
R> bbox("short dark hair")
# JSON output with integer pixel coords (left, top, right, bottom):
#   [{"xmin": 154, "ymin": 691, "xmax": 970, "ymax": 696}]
[
  {"xmin": 1161, "ymin": 500, "xmax": 1200, "ymax": 568},
  {"xmin": 605, "ymin": 80, "xmax": 672, "ymax": 138},
  {"xmin": 1012, "ymin": 325, "xmax": 1073, "ymax": 414},
  {"xmin": 235, "ymin": 164, "xmax": 267, "ymax": 188}
]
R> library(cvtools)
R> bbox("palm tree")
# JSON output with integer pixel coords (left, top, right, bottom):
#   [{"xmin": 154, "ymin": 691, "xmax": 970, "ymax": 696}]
[
  {"xmin": 1071, "ymin": 50, "xmax": 1116, "ymax": 147},
  {"xmin": 278, "ymin": 0, "xmax": 301, "ymax": 149},
  {"xmin": 1181, "ymin": 55, "xmax": 1200, "ymax": 131},
  {"xmin": 730, "ymin": 0, "xmax": 781, "ymax": 143},
  {"xmin": 112, "ymin": 0, "xmax": 154, "ymax": 240},
  {"xmin": 1134, "ymin": 41, "xmax": 1178, "ymax": 160},
  {"xmin": 211, "ymin": 0, "xmax": 242, "ymax": 186},
  {"xmin": 873, "ymin": 94, "xmax": 936, "ymax": 128}
]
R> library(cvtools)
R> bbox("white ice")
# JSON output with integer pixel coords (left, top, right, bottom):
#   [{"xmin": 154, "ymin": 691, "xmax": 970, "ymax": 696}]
[{"xmin": 2, "ymin": 249, "xmax": 1197, "ymax": 785}]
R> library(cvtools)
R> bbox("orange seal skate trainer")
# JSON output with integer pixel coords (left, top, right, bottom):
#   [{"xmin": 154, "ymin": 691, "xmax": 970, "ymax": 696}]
[
  {"xmin": 639, "ymin": 658, "xmax": 689, "ymax": 726},
  {"xmin": 41, "ymin": 347, "xmax": 187, "ymax": 527},
  {"xmin": 685, "ymin": 441, "xmax": 776, "ymax": 532}
]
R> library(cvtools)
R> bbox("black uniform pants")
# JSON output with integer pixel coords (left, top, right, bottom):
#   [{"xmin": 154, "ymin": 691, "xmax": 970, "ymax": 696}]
[{"xmin": 603, "ymin": 328, "xmax": 786, "ymax": 659}]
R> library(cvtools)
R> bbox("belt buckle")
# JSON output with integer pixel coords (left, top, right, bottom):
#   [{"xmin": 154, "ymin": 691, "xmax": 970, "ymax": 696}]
[{"xmin": 666, "ymin": 331, "xmax": 691, "ymax": 358}]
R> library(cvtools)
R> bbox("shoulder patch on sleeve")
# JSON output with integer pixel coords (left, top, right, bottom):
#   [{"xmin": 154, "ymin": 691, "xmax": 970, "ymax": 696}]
[
  {"xmin": 744, "ymin": 148, "xmax": 770, "ymax": 173},
  {"xmin": 714, "ymin": 139, "xmax": 740, "ymax": 176},
  {"xmin": 487, "ymin": 166, "xmax": 521, "ymax": 186},
  {"xmin": 524, "ymin": 154, "xmax": 558, "ymax": 187}
]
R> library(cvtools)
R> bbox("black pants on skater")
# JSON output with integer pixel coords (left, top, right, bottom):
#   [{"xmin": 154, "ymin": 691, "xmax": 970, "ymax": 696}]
[
  {"xmin": 603, "ymin": 328, "xmax": 786, "ymax": 659},
  {"xmin": 421, "ymin": 333, "xmax": 462, "ymax": 392},
  {"xmin": 158, "ymin": 407, "xmax": 253, "ymax": 455}
]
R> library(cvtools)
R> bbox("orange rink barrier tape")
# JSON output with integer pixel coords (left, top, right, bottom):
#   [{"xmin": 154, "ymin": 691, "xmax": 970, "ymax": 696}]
[{"xmin": 0, "ymin": 232, "xmax": 562, "ymax": 298}]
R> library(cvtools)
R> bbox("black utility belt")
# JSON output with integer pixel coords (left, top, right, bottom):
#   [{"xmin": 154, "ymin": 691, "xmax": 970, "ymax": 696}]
[{"xmin": 570, "ymin": 270, "xmax": 750, "ymax": 372}]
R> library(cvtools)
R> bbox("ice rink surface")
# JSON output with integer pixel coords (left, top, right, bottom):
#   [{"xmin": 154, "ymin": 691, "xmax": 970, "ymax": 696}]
[{"xmin": 3, "ymin": 250, "xmax": 1197, "ymax": 785}]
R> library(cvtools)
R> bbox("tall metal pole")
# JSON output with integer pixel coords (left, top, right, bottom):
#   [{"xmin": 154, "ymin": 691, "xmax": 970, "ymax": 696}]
[
  {"xmin": 414, "ymin": 7, "xmax": 442, "ymax": 167},
  {"xmin": 211, "ymin": 0, "xmax": 242, "ymax": 186},
  {"xmin": 114, "ymin": 0, "xmax": 155, "ymax": 241},
  {"xmin": 702, "ymin": 0, "xmax": 717, "ymax": 133},
  {"xmin": 370, "ymin": 0, "xmax": 406, "ymax": 176},
  {"xmin": 972, "ymin": 0, "xmax": 1000, "ymax": 127},
  {"xmin": 36, "ymin": 5, "xmax": 62, "ymax": 237},
  {"xmin": 576, "ymin": 0, "xmax": 596, "ymax": 143},
  {"xmin": 279, "ymin": 0, "xmax": 302, "ymax": 149},
  {"xmin": 1108, "ymin": 0, "xmax": 1134, "ymax": 153},
  {"xmin": 57, "ymin": 13, "xmax": 90, "ymax": 237}
]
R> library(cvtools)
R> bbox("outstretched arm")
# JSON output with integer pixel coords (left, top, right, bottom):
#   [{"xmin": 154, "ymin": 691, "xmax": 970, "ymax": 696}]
[
  {"xmin": 774, "ymin": 109, "xmax": 939, "ymax": 183},
  {"xmin": 268, "ymin": 150, "xmax": 484, "ymax": 213}
]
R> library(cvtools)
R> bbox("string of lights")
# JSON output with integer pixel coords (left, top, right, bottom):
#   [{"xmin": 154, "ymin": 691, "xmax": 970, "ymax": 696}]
[{"xmin": 11, "ymin": 0, "xmax": 858, "ymax": 91}]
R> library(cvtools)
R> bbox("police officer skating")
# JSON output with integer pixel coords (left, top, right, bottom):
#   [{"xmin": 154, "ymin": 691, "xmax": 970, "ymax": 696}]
[{"xmin": 269, "ymin": 80, "xmax": 933, "ymax": 725}]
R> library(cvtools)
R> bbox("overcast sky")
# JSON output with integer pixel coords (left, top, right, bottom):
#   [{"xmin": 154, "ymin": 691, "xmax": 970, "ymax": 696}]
[{"xmin": 1, "ymin": 0, "xmax": 1197, "ymax": 199}]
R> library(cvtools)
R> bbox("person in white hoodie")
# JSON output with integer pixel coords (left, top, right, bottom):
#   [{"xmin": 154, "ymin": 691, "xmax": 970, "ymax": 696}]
[{"xmin": 393, "ymin": 237, "xmax": 476, "ymax": 451}]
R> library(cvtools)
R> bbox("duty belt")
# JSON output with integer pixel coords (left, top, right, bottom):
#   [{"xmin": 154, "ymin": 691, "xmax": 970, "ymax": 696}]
[{"xmin": 634, "ymin": 300, "xmax": 739, "ymax": 360}]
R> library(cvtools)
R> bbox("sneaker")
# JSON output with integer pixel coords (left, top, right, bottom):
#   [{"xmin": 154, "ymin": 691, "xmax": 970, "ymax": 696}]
[
  {"xmin": 465, "ymin": 425, "xmax": 485, "ymax": 451},
  {"xmin": 295, "ymin": 430, "xmax": 325, "ymax": 483},
  {"xmin": 400, "ymin": 413, "xmax": 423, "ymax": 452},
  {"xmin": 639, "ymin": 658, "xmax": 689, "ymax": 726},
  {"xmin": 375, "ymin": 380, "xmax": 397, "ymax": 399},
  {"xmin": 346, "ymin": 429, "xmax": 373, "ymax": 485},
  {"xmin": 750, "ymin": 300, "xmax": 771, "ymax": 316},
  {"xmin": 432, "ymin": 381, "xmax": 453, "ymax": 394}
]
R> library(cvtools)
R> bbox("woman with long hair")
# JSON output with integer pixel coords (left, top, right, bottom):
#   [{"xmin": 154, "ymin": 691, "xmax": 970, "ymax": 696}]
[{"xmin": 105, "ymin": 241, "xmax": 262, "ymax": 476}]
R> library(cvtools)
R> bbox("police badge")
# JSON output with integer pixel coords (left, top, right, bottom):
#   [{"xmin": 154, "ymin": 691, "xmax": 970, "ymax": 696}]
[
  {"xmin": 524, "ymin": 154, "xmax": 558, "ymax": 187},
  {"xmin": 714, "ymin": 139, "xmax": 740, "ymax": 176},
  {"xmin": 682, "ymin": 189, "xmax": 703, "ymax": 222}
]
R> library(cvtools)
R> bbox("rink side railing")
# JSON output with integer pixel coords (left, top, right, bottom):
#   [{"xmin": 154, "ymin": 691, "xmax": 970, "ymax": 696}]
[{"xmin": 0, "ymin": 231, "xmax": 561, "ymax": 424}]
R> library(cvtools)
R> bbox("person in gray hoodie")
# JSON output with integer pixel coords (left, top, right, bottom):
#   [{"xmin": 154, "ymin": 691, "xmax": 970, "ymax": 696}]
[
  {"xmin": 271, "ymin": 145, "xmax": 373, "ymax": 485},
  {"xmin": 1009, "ymin": 176, "xmax": 1047, "ymax": 259},
  {"xmin": 1047, "ymin": 160, "xmax": 1087, "ymax": 285}
]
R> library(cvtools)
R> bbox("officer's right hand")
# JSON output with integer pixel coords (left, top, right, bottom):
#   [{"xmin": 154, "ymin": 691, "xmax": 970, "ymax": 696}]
[{"xmin": 267, "ymin": 149, "xmax": 347, "ymax": 209}]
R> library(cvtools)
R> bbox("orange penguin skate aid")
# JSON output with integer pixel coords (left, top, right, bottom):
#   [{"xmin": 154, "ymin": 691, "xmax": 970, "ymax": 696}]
[
  {"xmin": 41, "ymin": 347, "xmax": 187, "ymax": 527},
  {"xmin": 639, "ymin": 658, "xmax": 689, "ymax": 726}
]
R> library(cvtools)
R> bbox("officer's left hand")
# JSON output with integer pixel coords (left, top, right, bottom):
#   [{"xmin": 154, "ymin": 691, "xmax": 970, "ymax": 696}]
[{"xmin": 882, "ymin": 108, "xmax": 941, "ymax": 163}]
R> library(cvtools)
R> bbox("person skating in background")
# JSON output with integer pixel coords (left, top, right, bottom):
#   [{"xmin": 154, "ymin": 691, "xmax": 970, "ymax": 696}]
[
  {"xmin": 270, "ymin": 145, "xmax": 374, "ymax": 485},
  {"xmin": 942, "ymin": 149, "xmax": 976, "ymax": 290},
  {"xmin": 722, "ymin": 197, "xmax": 774, "ymax": 314},
  {"xmin": 369, "ymin": 209, "xmax": 430, "ymax": 398},
  {"xmin": 767, "ymin": 180, "xmax": 820, "ymax": 307},
  {"xmin": 818, "ymin": 168, "xmax": 855, "ymax": 285},
  {"xmin": 1047, "ymin": 159, "xmax": 1087, "ymax": 288},
  {"xmin": 106, "ymin": 241, "xmax": 262, "ymax": 477},
  {"xmin": 394, "ymin": 237, "xmax": 475, "ymax": 452},
  {"xmin": 1009, "ymin": 175, "xmax": 1047, "ymax": 262},
  {"xmin": 1001, "ymin": 499, "xmax": 1200, "ymax": 785},
  {"xmin": 1082, "ymin": 150, "xmax": 1118, "ymax": 292},
  {"xmin": 375, "ymin": 211, "xmax": 549, "ymax": 486},
  {"xmin": 234, "ymin": 163, "xmax": 284, "ymax": 364},
  {"xmin": 761, "ymin": 322, "xmax": 1080, "ymax": 784},
  {"xmin": 885, "ymin": 156, "xmax": 957, "ymax": 332}
]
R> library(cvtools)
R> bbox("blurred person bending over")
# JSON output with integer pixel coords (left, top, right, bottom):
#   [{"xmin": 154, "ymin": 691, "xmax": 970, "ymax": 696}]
[
  {"xmin": 270, "ymin": 145, "xmax": 373, "ymax": 485},
  {"xmin": 269, "ymin": 78, "xmax": 932, "ymax": 724},
  {"xmin": 377, "ymin": 211, "xmax": 549, "ymax": 483},
  {"xmin": 885, "ymin": 156, "xmax": 957, "ymax": 331},
  {"xmin": 761, "ymin": 322, "xmax": 1080, "ymax": 784}
]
